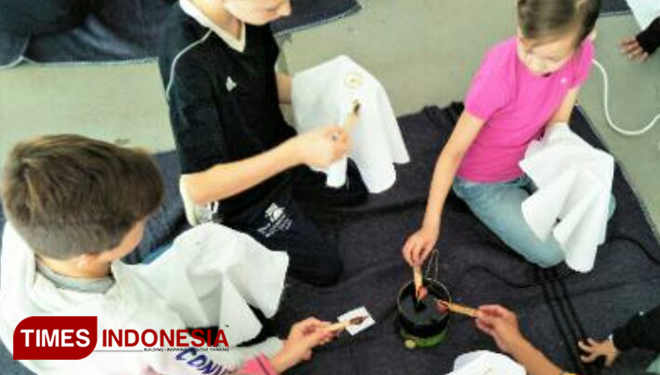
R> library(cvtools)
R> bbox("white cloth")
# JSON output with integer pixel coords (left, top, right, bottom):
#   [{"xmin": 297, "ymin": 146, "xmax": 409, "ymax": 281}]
[
  {"xmin": 292, "ymin": 55, "xmax": 410, "ymax": 194},
  {"xmin": 627, "ymin": 0, "xmax": 660, "ymax": 30},
  {"xmin": 0, "ymin": 223, "xmax": 287, "ymax": 375},
  {"xmin": 520, "ymin": 124, "xmax": 615, "ymax": 273},
  {"xmin": 445, "ymin": 350, "xmax": 525, "ymax": 375},
  {"xmin": 336, "ymin": 306, "xmax": 376, "ymax": 336}
]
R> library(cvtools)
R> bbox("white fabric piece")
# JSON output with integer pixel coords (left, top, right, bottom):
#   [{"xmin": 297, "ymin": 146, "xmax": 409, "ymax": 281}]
[
  {"xmin": 445, "ymin": 350, "xmax": 525, "ymax": 375},
  {"xmin": 520, "ymin": 124, "xmax": 615, "ymax": 273},
  {"xmin": 336, "ymin": 306, "xmax": 375, "ymax": 336},
  {"xmin": 292, "ymin": 55, "xmax": 410, "ymax": 194},
  {"xmin": 0, "ymin": 223, "xmax": 287, "ymax": 375},
  {"xmin": 627, "ymin": 0, "xmax": 660, "ymax": 30}
]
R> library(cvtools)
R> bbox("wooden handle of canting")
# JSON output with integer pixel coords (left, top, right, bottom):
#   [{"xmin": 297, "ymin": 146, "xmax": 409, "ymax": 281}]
[
  {"xmin": 413, "ymin": 266, "xmax": 424, "ymax": 298},
  {"xmin": 413, "ymin": 266, "xmax": 423, "ymax": 287},
  {"xmin": 443, "ymin": 301, "xmax": 478, "ymax": 318},
  {"xmin": 326, "ymin": 320, "xmax": 352, "ymax": 333}
]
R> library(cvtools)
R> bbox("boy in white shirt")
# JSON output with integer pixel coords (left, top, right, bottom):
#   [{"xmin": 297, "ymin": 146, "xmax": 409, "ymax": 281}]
[{"xmin": 0, "ymin": 135, "xmax": 333, "ymax": 375}]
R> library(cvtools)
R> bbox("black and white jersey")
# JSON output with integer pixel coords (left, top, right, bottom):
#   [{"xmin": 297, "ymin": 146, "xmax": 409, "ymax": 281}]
[{"xmin": 158, "ymin": 4, "xmax": 295, "ymax": 217}]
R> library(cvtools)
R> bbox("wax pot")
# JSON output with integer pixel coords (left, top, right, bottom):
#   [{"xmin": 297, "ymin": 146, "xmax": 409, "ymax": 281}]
[{"xmin": 397, "ymin": 278, "xmax": 450, "ymax": 349}]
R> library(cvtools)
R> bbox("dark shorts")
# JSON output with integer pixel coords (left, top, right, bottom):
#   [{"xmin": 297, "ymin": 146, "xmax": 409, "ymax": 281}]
[{"xmin": 224, "ymin": 161, "xmax": 368, "ymax": 287}]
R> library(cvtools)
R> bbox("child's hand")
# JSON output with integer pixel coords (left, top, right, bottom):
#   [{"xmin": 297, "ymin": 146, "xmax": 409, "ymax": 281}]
[
  {"xmin": 292, "ymin": 126, "xmax": 351, "ymax": 169},
  {"xmin": 476, "ymin": 305, "xmax": 527, "ymax": 354},
  {"xmin": 402, "ymin": 224, "xmax": 438, "ymax": 266},
  {"xmin": 620, "ymin": 37, "xmax": 650, "ymax": 62},
  {"xmin": 270, "ymin": 317, "xmax": 334, "ymax": 373},
  {"xmin": 578, "ymin": 338, "xmax": 621, "ymax": 367}
]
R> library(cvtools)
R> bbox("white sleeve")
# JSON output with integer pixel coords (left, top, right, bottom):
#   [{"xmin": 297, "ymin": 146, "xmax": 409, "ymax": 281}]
[{"xmin": 147, "ymin": 337, "xmax": 282, "ymax": 375}]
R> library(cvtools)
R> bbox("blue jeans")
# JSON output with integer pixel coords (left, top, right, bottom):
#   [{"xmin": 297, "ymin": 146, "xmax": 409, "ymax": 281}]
[{"xmin": 452, "ymin": 176, "xmax": 615, "ymax": 268}]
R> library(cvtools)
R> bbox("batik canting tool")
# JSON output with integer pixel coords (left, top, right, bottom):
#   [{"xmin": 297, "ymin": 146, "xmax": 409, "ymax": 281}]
[
  {"xmin": 326, "ymin": 316, "xmax": 368, "ymax": 333},
  {"xmin": 436, "ymin": 300, "xmax": 479, "ymax": 318},
  {"xmin": 414, "ymin": 248, "xmax": 442, "ymax": 303},
  {"xmin": 344, "ymin": 100, "xmax": 361, "ymax": 132},
  {"xmin": 333, "ymin": 100, "xmax": 361, "ymax": 142},
  {"xmin": 413, "ymin": 265, "xmax": 428, "ymax": 302},
  {"xmin": 336, "ymin": 306, "xmax": 376, "ymax": 336}
]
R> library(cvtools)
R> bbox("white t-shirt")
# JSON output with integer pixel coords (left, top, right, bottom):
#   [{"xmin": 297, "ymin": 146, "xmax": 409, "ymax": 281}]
[{"xmin": 0, "ymin": 223, "xmax": 288, "ymax": 375}]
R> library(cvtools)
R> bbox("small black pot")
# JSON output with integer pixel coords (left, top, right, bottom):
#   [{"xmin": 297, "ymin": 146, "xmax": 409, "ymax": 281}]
[{"xmin": 397, "ymin": 278, "xmax": 451, "ymax": 348}]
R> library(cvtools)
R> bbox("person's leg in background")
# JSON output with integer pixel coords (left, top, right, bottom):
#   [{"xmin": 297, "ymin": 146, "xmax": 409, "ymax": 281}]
[
  {"xmin": 223, "ymin": 161, "xmax": 369, "ymax": 287},
  {"xmin": 452, "ymin": 176, "xmax": 565, "ymax": 268},
  {"xmin": 239, "ymin": 160, "xmax": 370, "ymax": 286},
  {"xmin": 225, "ymin": 185, "xmax": 343, "ymax": 287}
]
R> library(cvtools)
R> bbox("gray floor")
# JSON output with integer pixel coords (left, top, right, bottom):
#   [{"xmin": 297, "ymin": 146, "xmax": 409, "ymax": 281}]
[
  {"xmin": 579, "ymin": 15, "xmax": 660, "ymax": 231},
  {"xmin": 0, "ymin": 0, "xmax": 659, "ymax": 228}
]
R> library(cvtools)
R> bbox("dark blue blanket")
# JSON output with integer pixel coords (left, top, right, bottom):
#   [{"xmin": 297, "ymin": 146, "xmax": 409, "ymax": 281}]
[
  {"xmin": 1, "ymin": 105, "xmax": 658, "ymax": 375},
  {"xmin": 272, "ymin": 105, "xmax": 660, "ymax": 375}
]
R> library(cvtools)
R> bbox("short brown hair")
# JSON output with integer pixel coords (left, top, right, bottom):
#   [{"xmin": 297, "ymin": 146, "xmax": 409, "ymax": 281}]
[
  {"xmin": 518, "ymin": 0, "xmax": 601, "ymax": 47},
  {"xmin": 1, "ymin": 135, "xmax": 164, "ymax": 259}
]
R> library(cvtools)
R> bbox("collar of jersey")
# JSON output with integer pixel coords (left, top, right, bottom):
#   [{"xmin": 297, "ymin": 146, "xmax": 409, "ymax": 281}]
[{"xmin": 179, "ymin": 0, "xmax": 246, "ymax": 53}]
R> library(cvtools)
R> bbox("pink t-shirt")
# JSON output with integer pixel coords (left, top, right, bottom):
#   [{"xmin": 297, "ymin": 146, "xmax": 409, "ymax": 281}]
[{"xmin": 457, "ymin": 37, "xmax": 595, "ymax": 183}]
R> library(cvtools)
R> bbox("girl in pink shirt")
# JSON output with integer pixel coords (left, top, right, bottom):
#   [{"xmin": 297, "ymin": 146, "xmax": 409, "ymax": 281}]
[{"xmin": 403, "ymin": 0, "xmax": 611, "ymax": 268}]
